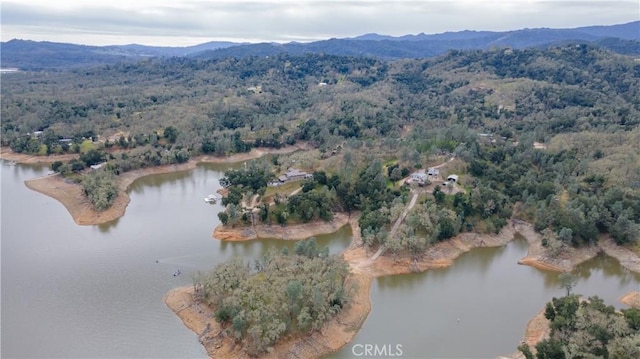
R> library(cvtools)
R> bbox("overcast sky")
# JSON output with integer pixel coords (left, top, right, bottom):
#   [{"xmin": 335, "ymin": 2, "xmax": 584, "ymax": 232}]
[{"xmin": 2, "ymin": 0, "xmax": 638, "ymax": 46}]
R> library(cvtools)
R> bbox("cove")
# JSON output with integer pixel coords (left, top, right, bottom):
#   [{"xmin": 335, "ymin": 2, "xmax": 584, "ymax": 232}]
[{"xmin": 1, "ymin": 161, "xmax": 638, "ymax": 358}]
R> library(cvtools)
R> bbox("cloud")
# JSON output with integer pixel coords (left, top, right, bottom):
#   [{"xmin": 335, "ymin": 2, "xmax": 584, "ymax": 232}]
[{"xmin": 2, "ymin": 0, "xmax": 638, "ymax": 46}]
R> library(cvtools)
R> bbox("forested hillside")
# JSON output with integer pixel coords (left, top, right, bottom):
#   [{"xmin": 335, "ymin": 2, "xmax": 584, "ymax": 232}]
[{"xmin": 2, "ymin": 44, "xmax": 639, "ymax": 248}]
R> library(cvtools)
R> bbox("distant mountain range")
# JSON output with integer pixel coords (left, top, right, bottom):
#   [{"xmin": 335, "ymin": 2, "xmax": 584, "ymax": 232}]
[{"xmin": 2, "ymin": 21, "xmax": 638, "ymax": 70}]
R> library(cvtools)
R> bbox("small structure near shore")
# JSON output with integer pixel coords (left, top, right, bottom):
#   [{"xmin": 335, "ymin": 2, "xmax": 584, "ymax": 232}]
[
  {"xmin": 204, "ymin": 194, "xmax": 218, "ymax": 204},
  {"xmin": 270, "ymin": 167, "xmax": 313, "ymax": 186}
]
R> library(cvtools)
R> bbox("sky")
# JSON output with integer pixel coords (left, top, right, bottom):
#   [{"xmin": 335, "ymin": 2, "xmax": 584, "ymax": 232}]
[{"xmin": 1, "ymin": 0, "xmax": 639, "ymax": 47}]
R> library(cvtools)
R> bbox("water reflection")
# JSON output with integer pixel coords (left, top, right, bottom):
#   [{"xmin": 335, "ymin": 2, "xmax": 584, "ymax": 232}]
[
  {"xmin": 96, "ymin": 218, "xmax": 120, "ymax": 233},
  {"xmin": 541, "ymin": 254, "xmax": 640, "ymax": 291},
  {"xmin": 215, "ymin": 225, "xmax": 353, "ymax": 259},
  {"xmin": 129, "ymin": 170, "xmax": 194, "ymax": 194}
]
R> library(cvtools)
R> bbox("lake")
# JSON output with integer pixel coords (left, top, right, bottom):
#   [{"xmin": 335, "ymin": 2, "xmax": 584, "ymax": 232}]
[{"xmin": 1, "ymin": 160, "xmax": 638, "ymax": 358}]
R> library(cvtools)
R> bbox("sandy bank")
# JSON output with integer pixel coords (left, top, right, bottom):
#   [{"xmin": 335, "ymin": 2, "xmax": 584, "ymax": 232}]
[
  {"xmin": 499, "ymin": 308, "xmax": 551, "ymax": 359},
  {"xmin": 515, "ymin": 221, "xmax": 602, "ymax": 272},
  {"xmin": 25, "ymin": 162, "xmax": 197, "ymax": 225},
  {"xmin": 164, "ymin": 272, "xmax": 372, "ymax": 359},
  {"xmin": 599, "ymin": 238, "xmax": 640, "ymax": 273},
  {"xmin": 344, "ymin": 221, "xmax": 520, "ymax": 278},
  {"xmin": 517, "ymin": 225, "xmax": 640, "ymax": 275},
  {"xmin": 213, "ymin": 213, "xmax": 351, "ymax": 241},
  {"xmin": 620, "ymin": 292, "xmax": 640, "ymax": 309},
  {"xmin": 1, "ymin": 147, "xmax": 79, "ymax": 164},
  {"xmin": 19, "ymin": 145, "xmax": 304, "ymax": 226}
]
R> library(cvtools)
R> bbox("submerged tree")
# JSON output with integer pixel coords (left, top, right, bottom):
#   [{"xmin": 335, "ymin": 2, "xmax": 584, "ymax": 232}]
[{"xmin": 558, "ymin": 272, "xmax": 577, "ymax": 297}]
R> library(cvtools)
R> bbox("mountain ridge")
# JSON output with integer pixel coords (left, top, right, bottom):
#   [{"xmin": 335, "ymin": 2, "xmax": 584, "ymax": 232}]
[{"xmin": 2, "ymin": 21, "xmax": 638, "ymax": 69}]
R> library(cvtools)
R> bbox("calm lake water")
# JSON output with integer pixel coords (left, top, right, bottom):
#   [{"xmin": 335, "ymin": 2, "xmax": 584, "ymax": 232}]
[{"xmin": 2, "ymin": 160, "xmax": 638, "ymax": 358}]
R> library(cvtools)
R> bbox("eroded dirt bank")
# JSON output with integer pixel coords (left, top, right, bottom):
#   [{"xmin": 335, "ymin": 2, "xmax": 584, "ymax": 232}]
[
  {"xmin": 599, "ymin": 238, "xmax": 640, "ymax": 273},
  {"xmin": 213, "ymin": 213, "xmax": 351, "ymax": 241},
  {"xmin": 0, "ymin": 147, "xmax": 79, "ymax": 163},
  {"xmin": 620, "ymin": 292, "xmax": 640, "ymax": 309},
  {"xmin": 498, "ymin": 308, "xmax": 551, "ymax": 359}
]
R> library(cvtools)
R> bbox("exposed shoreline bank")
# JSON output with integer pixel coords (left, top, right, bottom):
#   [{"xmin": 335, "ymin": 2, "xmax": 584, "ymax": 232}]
[
  {"xmin": 212, "ymin": 213, "xmax": 351, "ymax": 241},
  {"xmin": 0, "ymin": 147, "xmax": 79, "ymax": 163},
  {"xmin": 25, "ymin": 162, "xmax": 197, "ymax": 225},
  {"xmin": 11, "ymin": 145, "xmax": 303, "ymax": 225},
  {"xmin": 620, "ymin": 291, "xmax": 640, "ymax": 309}
]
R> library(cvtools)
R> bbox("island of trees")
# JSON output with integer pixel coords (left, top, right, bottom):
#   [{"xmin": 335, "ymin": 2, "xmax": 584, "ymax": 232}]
[{"xmin": 191, "ymin": 239, "xmax": 351, "ymax": 356}]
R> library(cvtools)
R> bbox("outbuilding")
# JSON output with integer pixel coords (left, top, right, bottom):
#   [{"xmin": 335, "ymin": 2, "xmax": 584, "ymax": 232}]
[{"xmin": 427, "ymin": 167, "xmax": 440, "ymax": 177}]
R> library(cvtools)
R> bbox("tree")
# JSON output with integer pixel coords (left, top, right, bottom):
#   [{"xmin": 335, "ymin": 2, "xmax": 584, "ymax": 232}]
[
  {"xmin": 517, "ymin": 343, "xmax": 534, "ymax": 359},
  {"xmin": 81, "ymin": 170, "xmax": 118, "ymax": 211},
  {"xmin": 558, "ymin": 272, "xmax": 577, "ymax": 297},
  {"xmin": 164, "ymin": 126, "xmax": 179, "ymax": 143},
  {"xmin": 218, "ymin": 212, "xmax": 229, "ymax": 225},
  {"xmin": 390, "ymin": 167, "xmax": 403, "ymax": 182},
  {"xmin": 558, "ymin": 227, "xmax": 573, "ymax": 243},
  {"xmin": 51, "ymin": 161, "xmax": 63, "ymax": 172},
  {"xmin": 79, "ymin": 149, "xmax": 105, "ymax": 166},
  {"xmin": 69, "ymin": 159, "xmax": 86, "ymax": 172},
  {"xmin": 541, "ymin": 228, "xmax": 567, "ymax": 259},
  {"xmin": 433, "ymin": 185, "xmax": 445, "ymax": 204},
  {"xmin": 259, "ymin": 204, "xmax": 269, "ymax": 223},
  {"xmin": 313, "ymin": 170, "xmax": 327, "ymax": 185}
]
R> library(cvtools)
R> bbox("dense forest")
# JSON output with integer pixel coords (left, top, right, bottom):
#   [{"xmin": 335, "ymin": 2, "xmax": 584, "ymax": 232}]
[
  {"xmin": 2, "ymin": 44, "xmax": 639, "ymax": 252},
  {"xmin": 192, "ymin": 239, "xmax": 351, "ymax": 355}
]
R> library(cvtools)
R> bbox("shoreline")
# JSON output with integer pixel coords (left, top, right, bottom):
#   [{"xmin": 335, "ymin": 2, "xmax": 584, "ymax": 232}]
[
  {"xmin": 0, "ymin": 147, "xmax": 79, "ymax": 164},
  {"xmin": 498, "ymin": 308, "xmax": 551, "ymax": 359},
  {"xmin": 15, "ymin": 145, "xmax": 304, "ymax": 226},
  {"xmin": 200, "ymin": 217, "xmax": 640, "ymax": 358},
  {"xmin": 213, "ymin": 213, "xmax": 351, "ymax": 241},
  {"xmin": 515, "ymin": 221, "xmax": 601, "ymax": 273},
  {"xmin": 25, "ymin": 162, "xmax": 197, "ymax": 225},
  {"xmin": 9, "ymin": 147, "xmax": 638, "ymax": 357},
  {"xmin": 620, "ymin": 291, "xmax": 640, "ymax": 309}
]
